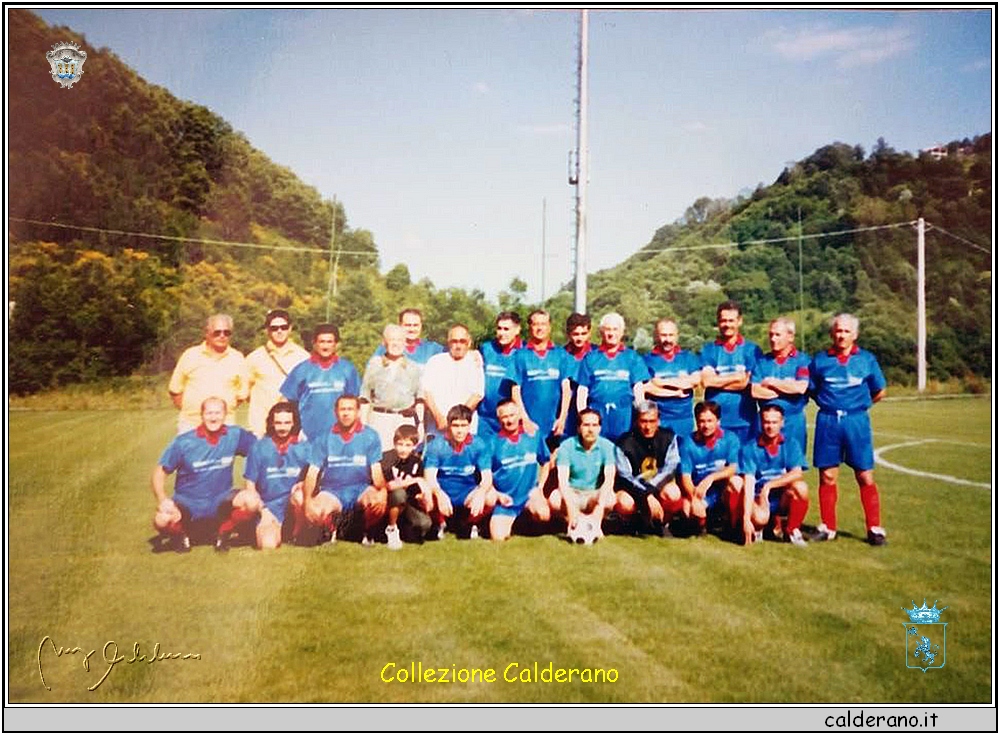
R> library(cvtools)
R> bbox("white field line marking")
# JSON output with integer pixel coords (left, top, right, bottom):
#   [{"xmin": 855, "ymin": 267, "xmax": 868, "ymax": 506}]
[
  {"xmin": 874, "ymin": 439, "xmax": 992, "ymax": 489},
  {"xmin": 873, "ymin": 430, "xmax": 990, "ymax": 448}
]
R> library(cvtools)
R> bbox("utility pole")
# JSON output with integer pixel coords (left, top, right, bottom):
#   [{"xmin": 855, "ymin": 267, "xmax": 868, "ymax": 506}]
[
  {"xmin": 572, "ymin": 9, "xmax": 589, "ymax": 315},
  {"xmin": 917, "ymin": 217, "xmax": 926, "ymax": 392}
]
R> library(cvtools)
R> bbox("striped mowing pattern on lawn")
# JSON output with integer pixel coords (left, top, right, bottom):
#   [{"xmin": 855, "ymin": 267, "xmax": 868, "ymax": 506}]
[{"xmin": 7, "ymin": 397, "xmax": 992, "ymax": 703}]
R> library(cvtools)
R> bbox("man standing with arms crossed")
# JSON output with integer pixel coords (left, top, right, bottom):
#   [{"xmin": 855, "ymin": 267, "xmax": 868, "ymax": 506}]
[
  {"xmin": 477, "ymin": 311, "xmax": 522, "ymax": 441},
  {"xmin": 511, "ymin": 309, "xmax": 572, "ymax": 445},
  {"xmin": 751, "ymin": 317, "xmax": 810, "ymax": 455},
  {"xmin": 643, "ymin": 318, "xmax": 701, "ymax": 437},
  {"xmin": 809, "ymin": 314, "xmax": 887, "ymax": 546},
  {"xmin": 700, "ymin": 301, "xmax": 762, "ymax": 444}
]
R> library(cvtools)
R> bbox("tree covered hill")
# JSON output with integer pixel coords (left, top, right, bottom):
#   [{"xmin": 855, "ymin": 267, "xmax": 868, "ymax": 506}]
[
  {"xmin": 552, "ymin": 137, "xmax": 992, "ymax": 384},
  {"xmin": 6, "ymin": 9, "xmax": 991, "ymax": 395}
]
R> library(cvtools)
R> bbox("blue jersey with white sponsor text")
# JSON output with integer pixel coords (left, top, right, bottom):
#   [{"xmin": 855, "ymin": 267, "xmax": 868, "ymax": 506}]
[
  {"xmin": 809, "ymin": 346, "xmax": 886, "ymax": 414},
  {"xmin": 562, "ymin": 344, "xmax": 594, "ymax": 438},
  {"xmin": 644, "ymin": 347, "xmax": 700, "ymax": 427},
  {"xmin": 512, "ymin": 343, "xmax": 571, "ymax": 436},
  {"xmin": 423, "ymin": 434, "xmax": 491, "ymax": 502},
  {"xmin": 739, "ymin": 434, "xmax": 805, "ymax": 483},
  {"xmin": 490, "ymin": 429, "xmax": 550, "ymax": 503},
  {"xmin": 752, "ymin": 349, "xmax": 811, "ymax": 418},
  {"xmin": 244, "ymin": 436, "xmax": 310, "ymax": 509},
  {"xmin": 159, "ymin": 425, "xmax": 256, "ymax": 519},
  {"xmin": 308, "ymin": 424, "xmax": 382, "ymax": 494},
  {"xmin": 699, "ymin": 337, "xmax": 762, "ymax": 430},
  {"xmin": 678, "ymin": 429, "xmax": 739, "ymax": 486},
  {"xmin": 477, "ymin": 339, "xmax": 519, "ymax": 435},
  {"xmin": 280, "ymin": 357, "xmax": 361, "ymax": 440}
]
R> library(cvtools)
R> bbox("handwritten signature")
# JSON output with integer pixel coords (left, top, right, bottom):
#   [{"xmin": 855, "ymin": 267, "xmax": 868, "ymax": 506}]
[{"xmin": 38, "ymin": 636, "xmax": 201, "ymax": 691}]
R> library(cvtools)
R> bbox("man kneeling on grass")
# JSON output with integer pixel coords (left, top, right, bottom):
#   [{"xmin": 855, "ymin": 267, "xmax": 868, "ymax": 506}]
[
  {"xmin": 551, "ymin": 409, "xmax": 617, "ymax": 542},
  {"xmin": 422, "ymin": 405, "xmax": 497, "ymax": 540},
  {"xmin": 231, "ymin": 401, "xmax": 311, "ymax": 551},
  {"xmin": 301, "ymin": 394, "xmax": 388, "ymax": 546},
  {"xmin": 738, "ymin": 405, "xmax": 809, "ymax": 547},
  {"xmin": 488, "ymin": 399, "xmax": 553, "ymax": 541},
  {"xmin": 676, "ymin": 400, "xmax": 743, "ymax": 540},
  {"xmin": 152, "ymin": 397, "xmax": 257, "ymax": 553},
  {"xmin": 381, "ymin": 424, "xmax": 434, "ymax": 549}
]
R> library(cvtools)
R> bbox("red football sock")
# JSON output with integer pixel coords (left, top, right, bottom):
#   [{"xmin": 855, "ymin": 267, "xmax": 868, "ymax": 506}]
[
  {"xmin": 819, "ymin": 483, "xmax": 838, "ymax": 530},
  {"xmin": 726, "ymin": 490, "xmax": 742, "ymax": 526},
  {"xmin": 859, "ymin": 483, "xmax": 881, "ymax": 528},
  {"xmin": 162, "ymin": 519, "xmax": 186, "ymax": 537},
  {"xmin": 787, "ymin": 496, "xmax": 808, "ymax": 533},
  {"xmin": 218, "ymin": 507, "xmax": 256, "ymax": 536}
]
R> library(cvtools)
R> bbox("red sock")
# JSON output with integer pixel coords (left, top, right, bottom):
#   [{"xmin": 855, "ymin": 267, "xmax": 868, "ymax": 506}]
[
  {"xmin": 859, "ymin": 483, "xmax": 881, "ymax": 528},
  {"xmin": 819, "ymin": 483, "xmax": 838, "ymax": 530},
  {"xmin": 787, "ymin": 496, "xmax": 808, "ymax": 533},
  {"xmin": 726, "ymin": 490, "xmax": 742, "ymax": 525},
  {"xmin": 162, "ymin": 519, "xmax": 186, "ymax": 537},
  {"xmin": 218, "ymin": 507, "xmax": 256, "ymax": 536}
]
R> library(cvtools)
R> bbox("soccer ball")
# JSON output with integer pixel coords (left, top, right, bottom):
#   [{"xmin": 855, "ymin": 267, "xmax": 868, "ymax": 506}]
[{"xmin": 568, "ymin": 519, "xmax": 600, "ymax": 546}]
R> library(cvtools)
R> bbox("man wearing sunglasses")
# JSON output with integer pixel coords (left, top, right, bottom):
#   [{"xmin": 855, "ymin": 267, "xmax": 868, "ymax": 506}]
[
  {"xmin": 168, "ymin": 314, "xmax": 249, "ymax": 434},
  {"xmin": 246, "ymin": 309, "xmax": 310, "ymax": 437}
]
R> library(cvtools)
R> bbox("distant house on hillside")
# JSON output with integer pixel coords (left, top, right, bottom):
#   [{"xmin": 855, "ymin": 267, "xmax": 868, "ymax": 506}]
[{"xmin": 921, "ymin": 144, "xmax": 948, "ymax": 160}]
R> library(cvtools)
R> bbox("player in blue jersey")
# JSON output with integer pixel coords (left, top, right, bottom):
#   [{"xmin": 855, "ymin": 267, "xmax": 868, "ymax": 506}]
[
  {"xmin": 511, "ymin": 309, "xmax": 572, "ymax": 444},
  {"xmin": 700, "ymin": 301, "xmax": 763, "ymax": 444},
  {"xmin": 576, "ymin": 312, "xmax": 650, "ymax": 441},
  {"xmin": 301, "ymin": 395, "xmax": 387, "ymax": 545},
  {"xmin": 372, "ymin": 308, "xmax": 446, "ymax": 365},
  {"xmin": 738, "ymin": 405, "xmax": 810, "ymax": 547},
  {"xmin": 280, "ymin": 323, "xmax": 361, "ymax": 440},
  {"xmin": 809, "ymin": 314, "xmax": 888, "ymax": 546},
  {"xmin": 423, "ymin": 404, "xmax": 496, "ymax": 539},
  {"xmin": 552, "ymin": 409, "xmax": 618, "ymax": 541},
  {"xmin": 151, "ymin": 397, "xmax": 257, "ymax": 553},
  {"xmin": 562, "ymin": 312, "xmax": 594, "ymax": 441},
  {"xmin": 236, "ymin": 401, "xmax": 311, "ymax": 550},
  {"xmin": 677, "ymin": 401, "xmax": 743, "ymax": 538},
  {"xmin": 643, "ymin": 318, "xmax": 701, "ymax": 437},
  {"xmin": 488, "ymin": 399, "xmax": 553, "ymax": 541},
  {"xmin": 751, "ymin": 317, "xmax": 811, "ymax": 454},
  {"xmin": 477, "ymin": 311, "xmax": 522, "ymax": 440}
]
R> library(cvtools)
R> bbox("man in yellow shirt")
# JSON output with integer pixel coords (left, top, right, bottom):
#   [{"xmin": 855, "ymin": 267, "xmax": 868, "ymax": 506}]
[
  {"xmin": 168, "ymin": 314, "xmax": 249, "ymax": 433},
  {"xmin": 245, "ymin": 309, "xmax": 310, "ymax": 437}
]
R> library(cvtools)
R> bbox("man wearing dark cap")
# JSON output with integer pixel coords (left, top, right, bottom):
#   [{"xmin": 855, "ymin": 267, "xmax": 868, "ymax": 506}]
[
  {"xmin": 279, "ymin": 323, "xmax": 361, "ymax": 440},
  {"xmin": 246, "ymin": 309, "xmax": 310, "ymax": 437}
]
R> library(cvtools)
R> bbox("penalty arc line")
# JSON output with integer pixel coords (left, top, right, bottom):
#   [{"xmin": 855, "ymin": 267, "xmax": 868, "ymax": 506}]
[{"xmin": 874, "ymin": 440, "xmax": 991, "ymax": 489}]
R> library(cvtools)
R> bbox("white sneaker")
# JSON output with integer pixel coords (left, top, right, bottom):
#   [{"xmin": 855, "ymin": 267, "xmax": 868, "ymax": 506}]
[
  {"xmin": 361, "ymin": 534, "xmax": 373, "ymax": 547},
  {"xmin": 788, "ymin": 528, "xmax": 808, "ymax": 548},
  {"xmin": 752, "ymin": 530, "xmax": 764, "ymax": 544},
  {"xmin": 437, "ymin": 522, "xmax": 447, "ymax": 540},
  {"xmin": 326, "ymin": 527, "xmax": 337, "ymax": 546},
  {"xmin": 810, "ymin": 523, "xmax": 837, "ymax": 542},
  {"xmin": 386, "ymin": 525, "xmax": 402, "ymax": 550},
  {"xmin": 469, "ymin": 524, "xmax": 480, "ymax": 540}
]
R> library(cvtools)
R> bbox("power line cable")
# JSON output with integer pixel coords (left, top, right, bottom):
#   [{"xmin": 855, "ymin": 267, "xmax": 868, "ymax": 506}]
[
  {"xmin": 8, "ymin": 217, "xmax": 379, "ymax": 257},
  {"xmin": 923, "ymin": 221, "xmax": 992, "ymax": 255}
]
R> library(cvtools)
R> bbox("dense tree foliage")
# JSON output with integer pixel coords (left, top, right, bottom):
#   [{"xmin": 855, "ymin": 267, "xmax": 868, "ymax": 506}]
[{"xmin": 6, "ymin": 10, "xmax": 991, "ymax": 394}]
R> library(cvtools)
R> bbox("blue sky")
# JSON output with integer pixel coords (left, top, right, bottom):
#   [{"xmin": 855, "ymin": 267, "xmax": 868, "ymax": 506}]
[{"xmin": 33, "ymin": 7, "xmax": 993, "ymax": 301}]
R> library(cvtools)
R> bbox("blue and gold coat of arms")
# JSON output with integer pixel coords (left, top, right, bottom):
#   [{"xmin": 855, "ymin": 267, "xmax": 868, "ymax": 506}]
[
  {"xmin": 46, "ymin": 42, "xmax": 87, "ymax": 89},
  {"xmin": 902, "ymin": 599, "xmax": 947, "ymax": 672}
]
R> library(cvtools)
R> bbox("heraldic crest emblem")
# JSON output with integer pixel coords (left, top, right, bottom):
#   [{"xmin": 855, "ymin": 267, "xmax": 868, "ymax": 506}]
[
  {"xmin": 902, "ymin": 599, "xmax": 947, "ymax": 672},
  {"xmin": 46, "ymin": 42, "xmax": 88, "ymax": 89}
]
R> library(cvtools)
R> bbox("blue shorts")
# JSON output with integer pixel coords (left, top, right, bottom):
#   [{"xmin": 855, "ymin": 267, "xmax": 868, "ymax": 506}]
[
  {"xmin": 319, "ymin": 484, "xmax": 367, "ymax": 512},
  {"xmin": 593, "ymin": 402, "xmax": 632, "ymax": 441},
  {"xmin": 750, "ymin": 480, "xmax": 789, "ymax": 516},
  {"xmin": 722, "ymin": 425, "xmax": 753, "ymax": 445},
  {"xmin": 703, "ymin": 480, "xmax": 728, "ymax": 511},
  {"xmin": 782, "ymin": 412, "xmax": 808, "ymax": 463},
  {"xmin": 660, "ymin": 416, "xmax": 694, "ymax": 439},
  {"xmin": 813, "ymin": 410, "xmax": 874, "ymax": 471},
  {"xmin": 492, "ymin": 487, "xmax": 531, "ymax": 519},
  {"xmin": 261, "ymin": 495, "xmax": 291, "ymax": 525}
]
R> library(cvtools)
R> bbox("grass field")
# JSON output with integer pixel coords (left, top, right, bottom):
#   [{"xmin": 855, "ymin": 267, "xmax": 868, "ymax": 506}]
[{"xmin": 7, "ymin": 397, "xmax": 993, "ymax": 703}]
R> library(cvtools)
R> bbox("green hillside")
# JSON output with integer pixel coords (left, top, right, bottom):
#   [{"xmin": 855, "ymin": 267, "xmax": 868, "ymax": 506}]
[{"xmin": 6, "ymin": 9, "xmax": 992, "ymax": 396}]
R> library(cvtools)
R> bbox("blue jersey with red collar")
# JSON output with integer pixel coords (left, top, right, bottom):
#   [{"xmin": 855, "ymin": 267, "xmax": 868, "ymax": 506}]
[
  {"xmin": 678, "ymin": 429, "xmax": 739, "ymax": 486},
  {"xmin": 578, "ymin": 346, "xmax": 650, "ymax": 439},
  {"xmin": 478, "ymin": 339, "xmax": 520, "ymax": 436},
  {"xmin": 490, "ymin": 429, "xmax": 550, "ymax": 512},
  {"xmin": 512, "ymin": 342, "xmax": 571, "ymax": 436},
  {"xmin": 644, "ymin": 347, "xmax": 700, "ymax": 428},
  {"xmin": 308, "ymin": 423, "xmax": 382, "ymax": 494},
  {"xmin": 424, "ymin": 434, "xmax": 491, "ymax": 503},
  {"xmin": 700, "ymin": 337, "xmax": 762, "ymax": 430},
  {"xmin": 244, "ymin": 436, "xmax": 311, "ymax": 519},
  {"xmin": 280, "ymin": 356, "xmax": 361, "ymax": 440},
  {"xmin": 373, "ymin": 339, "xmax": 444, "ymax": 365},
  {"xmin": 563, "ymin": 343, "xmax": 594, "ymax": 438},
  {"xmin": 753, "ymin": 349, "xmax": 811, "ymax": 417},
  {"xmin": 809, "ymin": 346, "xmax": 886, "ymax": 413},
  {"xmin": 159, "ymin": 425, "xmax": 256, "ymax": 519},
  {"xmin": 739, "ymin": 434, "xmax": 805, "ymax": 483}
]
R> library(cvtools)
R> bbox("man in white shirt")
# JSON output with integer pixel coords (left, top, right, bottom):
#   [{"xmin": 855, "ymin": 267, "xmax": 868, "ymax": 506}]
[
  {"xmin": 420, "ymin": 324, "xmax": 485, "ymax": 439},
  {"xmin": 245, "ymin": 309, "xmax": 310, "ymax": 437}
]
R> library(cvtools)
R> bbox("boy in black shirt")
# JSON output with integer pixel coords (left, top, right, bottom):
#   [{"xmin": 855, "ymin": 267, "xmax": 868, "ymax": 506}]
[{"xmin": 381, "ymin": 424, "xmax": 433, "ymax": 547}]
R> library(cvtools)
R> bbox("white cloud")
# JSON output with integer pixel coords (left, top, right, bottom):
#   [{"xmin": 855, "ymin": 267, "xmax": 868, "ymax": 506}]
[
  {"xmin": 683, "ymin": 121, "xmax": 708, "ymax": 133},
  {"xmin": 474, "ymin": 81, "xmax": 490, "ymax": 95},
  {"xmin": 768, "ymin": 24, "xmax": 916, "ymax": 68}
]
